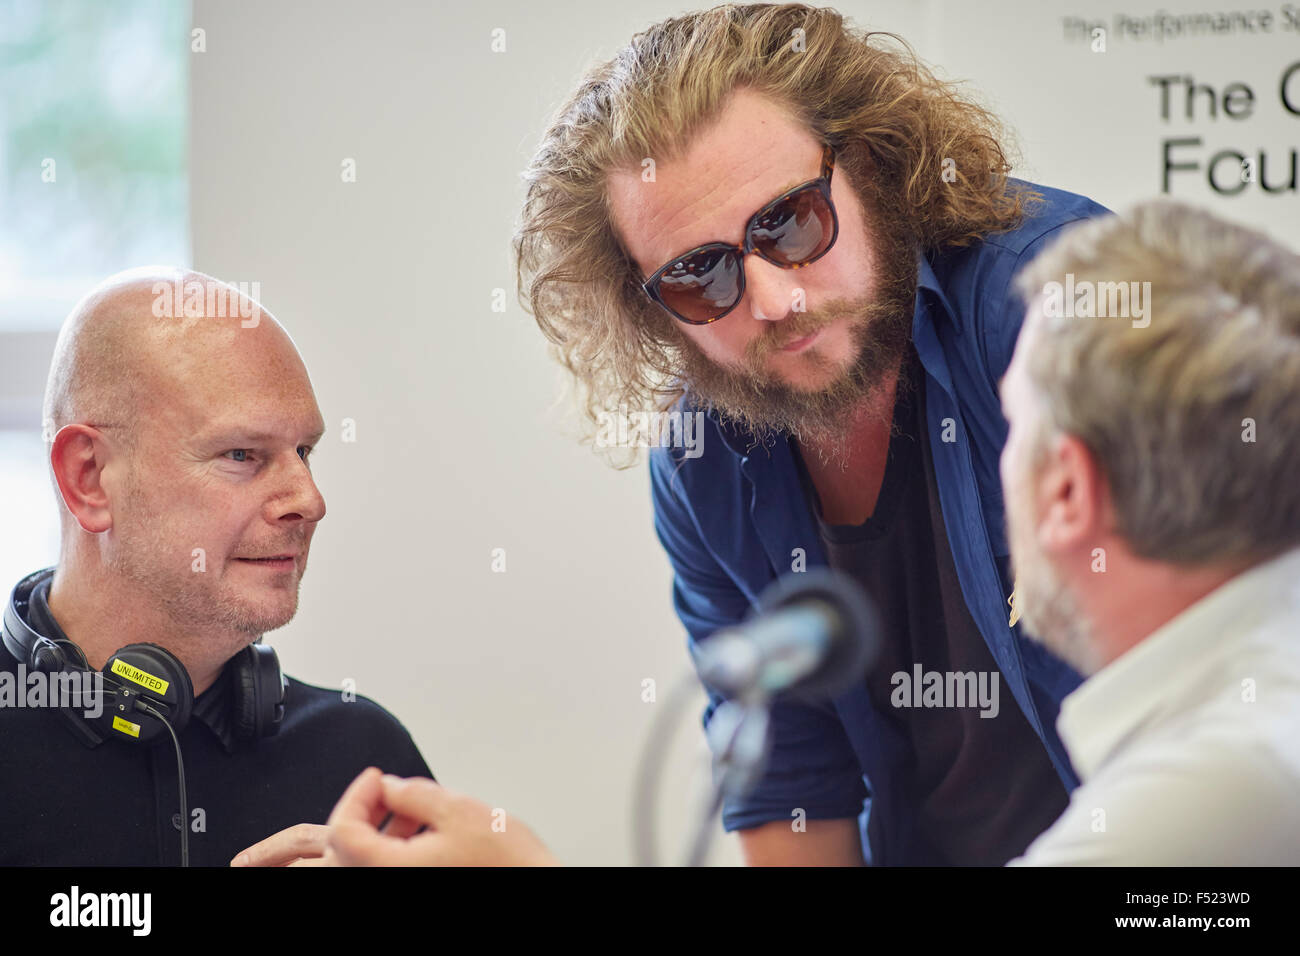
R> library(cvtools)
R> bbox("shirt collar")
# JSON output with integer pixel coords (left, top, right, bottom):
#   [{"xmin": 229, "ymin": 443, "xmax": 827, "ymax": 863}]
[
  {"xmin": 26, "ymin": 574, "xmax": 238, "ymax": 753},
  {"xmin": 916, "ymin": 249, "xmax": 962, "ymax": 333},
  {"xmin": 193, "ymin": 664, "xmax": 237, "ymax": 754},
  {"xmin": 1057, "ymin": 545, "xmax": 1300, "ymax": 780}
]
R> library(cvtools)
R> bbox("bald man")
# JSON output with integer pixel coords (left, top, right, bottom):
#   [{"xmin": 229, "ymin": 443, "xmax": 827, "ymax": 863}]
[{"xmin": 0, "ymin": 267, "xmax": 432, "ymax": 866}]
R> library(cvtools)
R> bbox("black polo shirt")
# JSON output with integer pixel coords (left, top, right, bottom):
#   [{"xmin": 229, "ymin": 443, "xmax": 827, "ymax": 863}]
[{"xmin": 0, "ymin": 575, "xmax": 434, "ymax": 866}]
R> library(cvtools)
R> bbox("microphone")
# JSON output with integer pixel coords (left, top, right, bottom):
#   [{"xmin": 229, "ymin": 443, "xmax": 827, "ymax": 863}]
[
  {"xmin": 694, "ymin": 568, "xmax": 880, "ymax": 701},
  {"xmin": 667, "ymin": 569, "xmax": 879, "ymax": 865}
]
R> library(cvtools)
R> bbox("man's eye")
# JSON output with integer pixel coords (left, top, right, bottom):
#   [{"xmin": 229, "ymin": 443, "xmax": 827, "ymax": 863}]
[
  {"xmin": 297, "ymin": 445, "xmax": 314, "ymax": 461},
  {"xmin": 223, "ymin": 449, "xmax": 253, "ymax": 463}
]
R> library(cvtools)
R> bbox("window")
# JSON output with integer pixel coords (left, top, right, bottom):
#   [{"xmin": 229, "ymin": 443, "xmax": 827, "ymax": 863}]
[{"xmin": 0, "ymin": 0, "xmax": 189, "ymax": 586}]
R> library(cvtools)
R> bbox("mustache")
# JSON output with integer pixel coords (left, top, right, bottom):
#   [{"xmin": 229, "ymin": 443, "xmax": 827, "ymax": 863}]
[
  {"xmin": 742, "ymin": 296, "xmax": 870, "ymax": 366},
  {"xmin": 235, "ymin": 536, "xmax": 307, "ymax": 557}
]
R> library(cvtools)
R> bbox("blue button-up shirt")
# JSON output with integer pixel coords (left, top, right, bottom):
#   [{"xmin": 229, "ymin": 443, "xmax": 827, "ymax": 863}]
[{"xmin": 648, "ymin": 181, "xmax": 1111, "ymax": 865}]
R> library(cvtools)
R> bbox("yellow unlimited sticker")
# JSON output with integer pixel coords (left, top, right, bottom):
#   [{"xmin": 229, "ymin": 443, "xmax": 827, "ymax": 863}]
[
  {"xmin": 110, "ymin": 659, "xmax": 170, "ymax": 695},
  {"xmin": 112, "ymin": 716, "xmax": 141, "ymax": 738}
]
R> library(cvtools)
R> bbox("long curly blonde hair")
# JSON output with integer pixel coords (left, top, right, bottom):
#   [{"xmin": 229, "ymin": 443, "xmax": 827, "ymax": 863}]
[{"xmin": 514, "ymin": 3, "xmax": 1036, "ymax": 465}]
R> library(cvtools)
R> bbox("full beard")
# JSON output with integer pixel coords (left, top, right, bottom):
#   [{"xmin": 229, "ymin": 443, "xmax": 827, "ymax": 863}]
[{"xmin": 667, "ymin": 197, "xmax": 919, "ymax": 461}]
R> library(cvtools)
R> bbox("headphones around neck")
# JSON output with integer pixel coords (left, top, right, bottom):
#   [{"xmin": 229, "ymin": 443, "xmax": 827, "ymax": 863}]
[{"xmin": 1, "ymin": 567, "xmax": 286, "ymax": 746}]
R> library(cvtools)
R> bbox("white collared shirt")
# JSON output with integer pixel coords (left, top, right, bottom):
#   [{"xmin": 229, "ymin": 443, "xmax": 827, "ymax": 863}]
[{"xmin": 1011, "ymin": 545, "xmax": 1300, "ymax": 865}]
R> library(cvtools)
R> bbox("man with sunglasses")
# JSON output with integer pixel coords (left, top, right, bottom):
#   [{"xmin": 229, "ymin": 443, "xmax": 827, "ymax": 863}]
[{"xmin": 509, "ymin": 5, "xmax": 1111, "ymax": 866}]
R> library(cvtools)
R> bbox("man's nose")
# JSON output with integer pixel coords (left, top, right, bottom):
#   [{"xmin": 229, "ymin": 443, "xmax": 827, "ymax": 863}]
[
  {"xmin": 742, "ymin": 254, "xmax": 803, "ymax": 322},
  {"xmin": 272, "ymin": 456, "xmax": 326, "ymax": 524}
]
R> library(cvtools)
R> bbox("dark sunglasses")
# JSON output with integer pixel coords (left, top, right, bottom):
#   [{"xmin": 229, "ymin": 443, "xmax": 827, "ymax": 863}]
[{"xmin": 641, "ymin": 143, "xmax": 839, "ymax": 325}]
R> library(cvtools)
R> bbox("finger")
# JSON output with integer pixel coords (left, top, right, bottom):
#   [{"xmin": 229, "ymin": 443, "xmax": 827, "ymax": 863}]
[
  {"xmin": 286, "ymin": 855, "xmax": 331, "ymax": 867},
  {"xmin": 325, "ymin": 775, "xmax": 449, "ymax": 867},
  {"xmin": 379, "ymin": 811, "xmax": 425, "ymax": 839},
  {"xmin": 231, "ymin": 823, "xmax": 329, "ymax": 867},
  {"xmin": 330, "ymin": 818, "xmax": 449, "ymax": 867},
  {"xmin": 330, "ymin": 818, "xmax": 423, "ymax": 866},
  {"xmin": 327, "ymin": 767, "xmax": 389, "ymax": 831},
  {"xmin": 377, "ymin": 775, "xmax": 451, "ymax": 828}
]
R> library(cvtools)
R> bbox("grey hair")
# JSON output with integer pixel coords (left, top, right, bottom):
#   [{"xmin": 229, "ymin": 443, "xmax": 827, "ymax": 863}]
[{"xmin": 1013, "ymin": 199, "xmax": 1300, "ymax": 566}]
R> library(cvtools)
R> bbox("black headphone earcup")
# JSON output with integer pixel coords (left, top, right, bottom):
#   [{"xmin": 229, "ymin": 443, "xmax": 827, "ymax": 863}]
[
  {"xmin": 231, "ymin": 643, "xmax": 285, "ymax": 740},
  {"xmin": 2, "ymin": 568, "xmax": 85, "ymax": 674},
  {"xmin": 231, "ymin": 645, "xmax": 259, "ymax": 739},
  {"xmin": 98, "ymin": 643, "xmax": 194, "ymax": 743}
]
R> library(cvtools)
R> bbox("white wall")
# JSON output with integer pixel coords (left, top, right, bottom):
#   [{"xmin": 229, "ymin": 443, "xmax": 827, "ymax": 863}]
[{"xmin": 188, "ymin": 0, "xmax": 1299, "ymax": 866}]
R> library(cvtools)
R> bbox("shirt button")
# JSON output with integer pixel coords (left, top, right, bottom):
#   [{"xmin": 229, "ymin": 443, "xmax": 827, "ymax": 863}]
[{"xmin": 171, "ymin": 813, "xmax": 183, "ymax": 831}]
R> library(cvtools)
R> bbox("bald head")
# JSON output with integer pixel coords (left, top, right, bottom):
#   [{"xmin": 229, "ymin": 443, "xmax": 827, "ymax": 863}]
[{"xmin": 43, "ymin": 267, "xmax": 297, "ymax": 447}]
